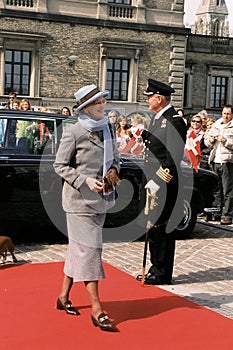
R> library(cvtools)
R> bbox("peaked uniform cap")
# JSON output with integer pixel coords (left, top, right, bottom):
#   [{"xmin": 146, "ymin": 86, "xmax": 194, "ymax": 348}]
[
  {"xmin": 74, "ymin": 84, "xmax": 109, "ymax": 112},
  {"xmin": 143, "ymin": 79, "xmax": 175, "ymax": 96}
]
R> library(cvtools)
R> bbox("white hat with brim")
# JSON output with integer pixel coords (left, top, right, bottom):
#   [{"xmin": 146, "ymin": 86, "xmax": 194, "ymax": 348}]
[{"xmin": 74, "ymin": 84, "xmax": 109, "ymax": 112}]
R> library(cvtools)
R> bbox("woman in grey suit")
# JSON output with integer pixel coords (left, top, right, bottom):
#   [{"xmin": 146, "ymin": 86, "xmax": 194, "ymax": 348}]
[{"xmin": 54, "ymin": 84, "xmax": 120, "ymax": 331}]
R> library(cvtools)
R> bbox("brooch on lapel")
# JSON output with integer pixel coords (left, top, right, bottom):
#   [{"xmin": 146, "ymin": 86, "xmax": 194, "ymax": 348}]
[
  {"xmin": 88, "ymin": 133, "xmax": 96, "ymax": 140},
  {"xmin": 161, "ymin": 119, "xmax": 167, "ymax": 128}
]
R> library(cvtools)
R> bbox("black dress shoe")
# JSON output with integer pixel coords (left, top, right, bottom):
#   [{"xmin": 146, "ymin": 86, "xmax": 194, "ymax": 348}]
[
  {"xmin": 56, "ymin": 298, "xmax": 80, "ymax": 315},
  {"xmin": 91, "ymin": 313, "xmax": 118, "ymax": 332},
  {"xmin": 136, "ymin": 273, "xmax": 172, "ymax": 285}
]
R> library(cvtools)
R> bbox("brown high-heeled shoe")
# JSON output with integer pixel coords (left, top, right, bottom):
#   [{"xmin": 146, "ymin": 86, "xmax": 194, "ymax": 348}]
[
  {"xmin": 56, "ymin": 298, "xmax": 80, "ymax": 316},
  {"xmin": 91, "ymin": 313, "xmax": 118, "ymax": 332}
]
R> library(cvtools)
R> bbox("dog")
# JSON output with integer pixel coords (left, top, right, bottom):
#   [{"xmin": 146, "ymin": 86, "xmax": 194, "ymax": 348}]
[{"xmin": 0, "ymin": 236, "xmax": 17, "ymax": 263}]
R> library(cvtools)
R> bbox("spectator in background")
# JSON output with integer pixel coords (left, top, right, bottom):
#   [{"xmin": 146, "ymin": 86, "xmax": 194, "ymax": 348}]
[
  {"xmin": 7, "ymin": 92, "xmax": 17, "ymax": 109},
  {"xmin": 72, "ymin": 104, "xmax": 78, "ymax": 117},
  {"xmin": 16, "ymin": 99, "xmax": 33, "ymax": 143},
  {"xmin": 12, "ymin": 99, "xmax": 20, "ymax": 110},
  {"xmin": 107, "ymin": 110, "xmax": 118, "ymax": 125},
  {"xmin": 129, "ymin": 113, "xmax": 147, "ymax": 134},
  {"xmin": 204, "ymin": 105, "xmax": 233, "ymax": 225},
  {"xmin": 188, "ymin": 114, "xmax": 204, "ymax": 137},
  {"xmin": 61, "ymin": 106, "xmax": 71, "ymax": 116},
  {"xmin": 19, "ymin": 98, "xmax": 32, "ymax": 112},
  {"xmin": 184, "ymin": 114, "xmax": 204, "ymax": 170},
  {"xmin": 116, "ymin": 114, "xmax": 130, "ymax": 152},
  {"xmin": 125, "ymin": 113, "xmax": 146, "ymax": 155},
  {"xmin": 206, "ymin": 116, "xmax": 216, "ymax": 131},
  {"xmin": 200, "ymin": 116, "xmax": 216, "ymax": 170},
  {"xmin": 198, "ymin": 109, "xmax": 208, "ymax": 131}
]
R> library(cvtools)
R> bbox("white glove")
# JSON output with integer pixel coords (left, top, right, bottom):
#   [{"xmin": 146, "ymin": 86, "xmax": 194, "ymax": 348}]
[{"xmin": 145, "ymin": 179, "xmax": 160, "ymax": 195}]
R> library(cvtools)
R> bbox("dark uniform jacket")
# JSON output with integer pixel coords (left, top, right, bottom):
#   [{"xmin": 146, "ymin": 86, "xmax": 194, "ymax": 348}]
[
  {"xmin": 142, "ymin": 106, "xmax": 187, "ymax": 170},
  {"xmin": 141, "ymin": 105, "xmax": 187, "ymax": 232}
]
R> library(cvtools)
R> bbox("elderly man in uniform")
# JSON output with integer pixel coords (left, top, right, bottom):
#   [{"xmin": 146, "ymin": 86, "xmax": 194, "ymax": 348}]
[{"xmin": 137, "ymin": 78, "xmax": 187, "ymax": 285}]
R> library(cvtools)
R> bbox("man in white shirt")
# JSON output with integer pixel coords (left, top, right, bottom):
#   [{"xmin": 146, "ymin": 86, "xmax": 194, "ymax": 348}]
[{"xmin": 204, "ymin": 105, "xmax": 233, "ymax": 225}]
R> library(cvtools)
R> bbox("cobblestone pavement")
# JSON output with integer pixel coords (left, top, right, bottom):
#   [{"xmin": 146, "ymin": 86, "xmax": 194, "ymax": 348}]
[{"xmin": 5, "ymin": 220, "xmax": 233, "ymax": 320}]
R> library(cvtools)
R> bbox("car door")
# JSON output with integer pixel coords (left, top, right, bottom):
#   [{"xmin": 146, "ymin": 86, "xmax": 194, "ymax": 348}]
[{"xmin": 0, "ymin": 111, "xmax": 64, "ymax": 240}]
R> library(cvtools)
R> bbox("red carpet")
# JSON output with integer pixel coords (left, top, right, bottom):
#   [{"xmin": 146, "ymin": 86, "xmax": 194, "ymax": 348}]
[{"xmin": 1, "ymin": 262, "xmax": 233, "ymax": 350}]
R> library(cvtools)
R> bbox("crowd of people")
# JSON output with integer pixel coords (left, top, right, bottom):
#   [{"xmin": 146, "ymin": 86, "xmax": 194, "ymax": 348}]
[
  {"xmin": 0, "ymin": 91, "xmax": 78, "ymax": 117},
  {"xmin": 107, "ymin": 110, "xmax": 147, "ymax": 155}
]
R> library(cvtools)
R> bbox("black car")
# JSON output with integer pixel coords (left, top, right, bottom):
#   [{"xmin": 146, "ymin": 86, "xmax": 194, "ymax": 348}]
[{"xmin": 0, "ymin": 110, "xmax": 218, "ymax": 243}]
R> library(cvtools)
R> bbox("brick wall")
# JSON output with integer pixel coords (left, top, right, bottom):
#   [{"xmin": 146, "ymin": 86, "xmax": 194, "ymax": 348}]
[{"xmin": 0, "ymin": 17, "xmax": 176, "ymax": 103}]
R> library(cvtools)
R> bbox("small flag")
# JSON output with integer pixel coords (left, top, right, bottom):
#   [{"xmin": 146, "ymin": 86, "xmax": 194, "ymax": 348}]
[{"xmin": 184, "ymin": 130, "xmax": 202, "ymax": 172}]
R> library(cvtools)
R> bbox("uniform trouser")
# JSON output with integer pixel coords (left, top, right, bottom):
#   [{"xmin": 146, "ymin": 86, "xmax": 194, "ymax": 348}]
[
  {"xmin": 148, "ymin": 227, "xmax": 175, "ymax": 281},
  {"xmin": 211, "ymin": 162, "xmax": 233, "ymax": 217},
  {"xmin": 142, "ymin": 165, "xmax": 182, "ymax": 281}
]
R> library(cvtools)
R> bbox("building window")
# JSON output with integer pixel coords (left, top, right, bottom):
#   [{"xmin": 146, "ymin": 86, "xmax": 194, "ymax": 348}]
[
  {"xmin": 99, "ymin": 41, "xmax": 143, "ymax": 103},
  {"xmin": 210, "ymin": 76, "xmax": 227, "ymax": 108},
  {"xmin": 5, "ymin": 49, "xmax": 31, "ymax": 95},
  {"xmin": 108, "ymin": 0, "xmax": 131, "ymax": 4},
  {"xmin": 108, "ymin": 0, "xmax": 133, "ymax": 19},
  {"xmin": 0, "ymin": 116, "xmax": 55, "ymax": 156},
  {"xmin": 106, "ymin": 58, "xmax": 129, "ymax": 100},
  {"xmin": 213, "ymin": 20, "xmax": 220, "ymax": 36},
  {"xmin": 6, "ymin": 0, "xmax": 34, "ymax": 7}
]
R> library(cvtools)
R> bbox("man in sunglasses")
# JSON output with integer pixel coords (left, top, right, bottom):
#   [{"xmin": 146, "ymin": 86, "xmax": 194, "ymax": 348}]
[{"xmin": 7, "ymin": 91, "xmax": 17, "ymax": 109}]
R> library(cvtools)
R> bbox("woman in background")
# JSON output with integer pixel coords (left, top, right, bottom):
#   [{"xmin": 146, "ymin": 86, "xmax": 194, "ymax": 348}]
[{"xmin": 116, "ymin": 114, "xmax": 130, "ymax": 151}]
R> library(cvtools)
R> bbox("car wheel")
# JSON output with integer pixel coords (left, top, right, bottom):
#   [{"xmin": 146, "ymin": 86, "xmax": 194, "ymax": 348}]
[{"xmin": 173, "ymin": 199, "xmax": 197, "ymax": 240}]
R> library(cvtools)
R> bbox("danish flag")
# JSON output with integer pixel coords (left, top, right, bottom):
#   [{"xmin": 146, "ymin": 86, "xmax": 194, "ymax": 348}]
[
  {"xmin": 121, "ymin": 128, "xmax": 143, "ymax": 155},
  {"xmin": 184, "ymin": 130, "xmax": 202, "ymax": 172}
]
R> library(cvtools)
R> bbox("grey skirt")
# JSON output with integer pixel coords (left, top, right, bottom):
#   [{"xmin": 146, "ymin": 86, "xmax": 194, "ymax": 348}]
[{"xmin": 64, "ymin": 213, "xmax": 106, "ymax": 282}]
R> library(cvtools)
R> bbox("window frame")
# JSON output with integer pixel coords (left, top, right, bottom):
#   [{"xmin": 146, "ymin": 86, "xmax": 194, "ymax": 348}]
[
  {"xmin": 0, "ymin": 114, "xmax": 57, "ymax": 156},
  {"xmin": 206, "ymin": 66, "xmax": 233, "ymax": 109},
  {"xmin": 5, "ymin": 49, "xmax": 32, "ymax": 96},
  {"xmin": 210, "ymin": 76, "xmax": 227, "ymax": 108},
  {"xmin": 99, "ymin": 41, "xmax": 143, "ymax": 103},
  {"xmin": 0, "ymin": 31, "xmax": 46, "ymax": 97},
  {"xmin": 108, "ymin": 0, "xmax": 132, "ymax": 4},
  {"xmin": 106, "ymin": 57, "xmax": 130, "ymax": 101}
]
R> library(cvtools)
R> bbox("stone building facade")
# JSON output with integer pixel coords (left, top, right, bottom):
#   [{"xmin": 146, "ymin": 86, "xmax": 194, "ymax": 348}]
[
  {"xmin": 185, "ymin": 35, "xmax": 233, "ymax": 116},
  {"xmin": 0, "ymin": 0, "xmax": 232, "ymax": 116}
]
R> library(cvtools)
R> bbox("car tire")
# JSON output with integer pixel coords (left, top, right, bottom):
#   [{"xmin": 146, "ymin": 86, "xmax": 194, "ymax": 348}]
[{"xmin": 173, "ymin": 199, "xmax": 198, "ymax": 240}]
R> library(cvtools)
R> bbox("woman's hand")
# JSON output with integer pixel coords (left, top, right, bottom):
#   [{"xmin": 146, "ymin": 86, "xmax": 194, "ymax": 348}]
[{"xmin": 85, "ymin": 177, "xmax": 104, "ymax": 192}]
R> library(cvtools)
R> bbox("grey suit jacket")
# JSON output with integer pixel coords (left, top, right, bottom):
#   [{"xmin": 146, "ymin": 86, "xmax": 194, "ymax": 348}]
[{"xmin": 54, "ymin": 121, "xmax": 120, "ymax": 214}]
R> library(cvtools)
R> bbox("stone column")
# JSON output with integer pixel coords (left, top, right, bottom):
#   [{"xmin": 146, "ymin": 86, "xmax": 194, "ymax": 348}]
[{"xmin": 169, "ymin": 34, "xmax": 187, "ymax": 109}]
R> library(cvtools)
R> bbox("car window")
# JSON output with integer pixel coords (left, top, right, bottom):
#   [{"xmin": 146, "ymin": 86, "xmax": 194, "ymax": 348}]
[
  {"xmin": 0, "ymin": 118, "xmax": 7, "ymax": 147},
  {"xmin": 0, "ymin": 116, "xmax": 56, "ymax": 155}
]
